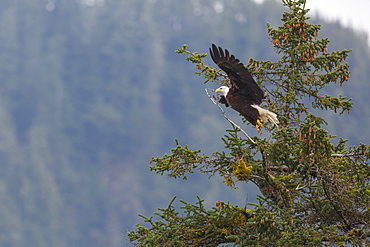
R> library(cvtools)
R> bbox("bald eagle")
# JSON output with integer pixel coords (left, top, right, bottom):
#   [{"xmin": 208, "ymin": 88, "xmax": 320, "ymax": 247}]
[{"xmin": 209, "ymin": 44, "xmax": 279, "ymax": 133}]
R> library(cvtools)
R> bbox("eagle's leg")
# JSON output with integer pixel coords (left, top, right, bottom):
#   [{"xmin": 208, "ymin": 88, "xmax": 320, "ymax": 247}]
[{"xmin": 256, "ymin": 119, "xmax": 265, "ymax": 134}]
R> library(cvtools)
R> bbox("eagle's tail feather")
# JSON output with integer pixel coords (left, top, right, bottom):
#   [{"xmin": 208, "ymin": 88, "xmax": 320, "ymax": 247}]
[
  {"xmin": 252, "ymin": 105, "xmax": 279, "ymax": 128},
  {"xmin": 267, "ymin": 114, "xmax": 279, "ymax": 128}
]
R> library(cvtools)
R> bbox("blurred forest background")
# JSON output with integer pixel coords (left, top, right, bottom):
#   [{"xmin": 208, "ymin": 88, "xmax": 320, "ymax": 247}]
[{"xmin": 0, "ymin": 0, "xmax": 369, "ymax": 246}]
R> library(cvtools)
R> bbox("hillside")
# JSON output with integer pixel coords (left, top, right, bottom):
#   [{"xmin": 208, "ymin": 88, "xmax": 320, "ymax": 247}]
[{"xmin": 0, "ymin": 0, "xmax": 369, "ymax": 246}]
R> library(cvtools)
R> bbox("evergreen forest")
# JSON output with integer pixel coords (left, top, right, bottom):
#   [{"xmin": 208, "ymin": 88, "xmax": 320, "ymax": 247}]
[{"xmin": 0, "ymin": 0, "xmax": 369, "ymax": 246}]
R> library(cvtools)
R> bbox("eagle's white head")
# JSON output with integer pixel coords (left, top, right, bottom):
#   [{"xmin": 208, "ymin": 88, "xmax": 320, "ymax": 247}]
[{"xmin": 215, "ymin": 86, "xmax": 229, "ymax": 97}]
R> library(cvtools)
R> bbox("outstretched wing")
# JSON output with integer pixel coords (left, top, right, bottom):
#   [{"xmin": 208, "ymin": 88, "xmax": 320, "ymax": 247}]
[{"xmin": 209, "ymin": 44, "xmax": 264, "ymax": 104}]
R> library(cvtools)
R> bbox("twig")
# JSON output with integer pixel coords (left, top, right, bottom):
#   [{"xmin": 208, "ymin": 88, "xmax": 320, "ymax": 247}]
[
  {"xmin": 205, "ymin": 88, "xmax": 256, "ymax": 144},
  {"xmin": 295, "ymin": 184, "xmax": 306, "ymax": 191}
]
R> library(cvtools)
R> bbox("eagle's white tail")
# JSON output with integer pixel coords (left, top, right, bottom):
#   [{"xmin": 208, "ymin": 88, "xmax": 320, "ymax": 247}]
[{"xmin": 252, "ymin": 105, "xmax": 279, "ymax": 127}]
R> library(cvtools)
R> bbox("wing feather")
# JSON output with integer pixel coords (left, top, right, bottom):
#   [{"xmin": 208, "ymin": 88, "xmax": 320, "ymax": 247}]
[{"xmin": 209, "ymin": 44, "xmax": 264, "ymax": 104}]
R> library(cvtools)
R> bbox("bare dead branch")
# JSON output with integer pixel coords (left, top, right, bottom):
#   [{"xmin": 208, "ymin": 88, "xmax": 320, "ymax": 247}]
[{"xmin": 331, "ymin": 152, "xmax": 365, "ymax": 157}]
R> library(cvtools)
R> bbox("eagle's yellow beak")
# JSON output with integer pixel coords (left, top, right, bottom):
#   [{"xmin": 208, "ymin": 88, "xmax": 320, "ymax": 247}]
[{"xmin": 215, "ymin": 87, "xmax": 222, "ymax": 93}]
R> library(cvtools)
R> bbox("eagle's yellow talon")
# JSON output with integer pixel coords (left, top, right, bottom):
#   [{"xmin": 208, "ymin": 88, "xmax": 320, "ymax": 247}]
[{"xmin": 256, "ymin": 119, "xmax": 264, "ymax": 133}]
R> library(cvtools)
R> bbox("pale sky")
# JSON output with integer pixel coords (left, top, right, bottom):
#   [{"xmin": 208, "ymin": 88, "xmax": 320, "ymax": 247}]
[{"xmin": 254, "ymin": 0, "xmax": 370, "ymax": 46}]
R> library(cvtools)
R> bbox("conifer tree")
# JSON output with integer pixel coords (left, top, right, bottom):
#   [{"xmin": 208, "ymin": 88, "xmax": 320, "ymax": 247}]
[{"xmin": 128, "ymin": 0, "xmax": 370, "ymax": 245}]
